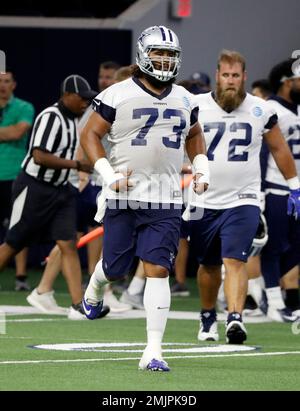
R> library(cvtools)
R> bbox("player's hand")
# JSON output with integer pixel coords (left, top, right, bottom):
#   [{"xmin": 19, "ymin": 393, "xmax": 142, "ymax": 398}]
[
  {"xmin": 193, "ymin": 173, "xmax": 209, "ymax": 195},
  {"xmin": 110, "ymin": 169, "xmax": 134, "ymax": 192},
  {"xmin": 287, "ymin": 188, "xmax": 300, "ymax": 220}
]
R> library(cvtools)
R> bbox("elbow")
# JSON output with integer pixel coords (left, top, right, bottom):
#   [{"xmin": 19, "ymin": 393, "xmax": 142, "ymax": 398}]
[
  {"xmin": 80, "ymin": 130, "xmax": 88, "ymax": 152},
  {"xmin": 32, "ymin": 150, "xmax": 43, "ymax": 165}
]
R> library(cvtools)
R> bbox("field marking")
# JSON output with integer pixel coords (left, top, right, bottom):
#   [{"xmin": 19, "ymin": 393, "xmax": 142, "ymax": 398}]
[
  {"xmin": 0, "ymin": 351, "xmax": 300, "ymax": 365},
  {"xmin": 3, "ymin": 319, "xmax": 66, "ymax": 323},
  {"xmin": 0, "ymin": 306, "xmax": 271, "ymax": 323},
  {"xmin": 31, "ymin": 342, "xmax": 257, "ymax": 354}
]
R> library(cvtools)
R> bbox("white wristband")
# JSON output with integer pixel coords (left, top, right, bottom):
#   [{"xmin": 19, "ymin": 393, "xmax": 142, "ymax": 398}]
[
  {"xmin": 192, "ymin": 154, "xmax": 209, "ymax": 176},
  {"xmin": 287, "ymin": 176, "xmax": 300, "ymax": 190},
  {"xmin": 94, "ymin": 158, "xmax": 124, "ymax": 188}
]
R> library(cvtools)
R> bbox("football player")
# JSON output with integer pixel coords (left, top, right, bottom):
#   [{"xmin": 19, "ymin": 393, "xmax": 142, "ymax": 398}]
[
  {"xmin": 260, "ymin": 58, "xmax": 300, "ymax": 321},
  {"xmin": 80, "ymin": 26, "xmax": 209, "ymax": 371},
  {"xmin": 188, "ymin": 50, "xmax": 300, "ymax": 343}
]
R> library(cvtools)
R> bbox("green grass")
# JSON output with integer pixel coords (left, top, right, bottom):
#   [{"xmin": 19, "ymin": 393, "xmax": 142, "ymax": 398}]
[{"xmin": 1, "ymin": 269, "xmax": 300, "ymax": 391}]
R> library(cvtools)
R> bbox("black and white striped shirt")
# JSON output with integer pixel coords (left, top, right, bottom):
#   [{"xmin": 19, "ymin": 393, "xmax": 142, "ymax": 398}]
[{"xmin": 22, "ymin": 101, "xmax": 79, "ymax": 186}]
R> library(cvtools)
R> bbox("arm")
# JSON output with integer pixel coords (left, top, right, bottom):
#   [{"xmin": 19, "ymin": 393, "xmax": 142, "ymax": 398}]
[
  {"xmin": 185, "ymin": 122, "xmax": 207, "ymax": 162},
  {"xmin": 0, "ymin": 122, "xmax": 31, "ymax": 142},
  {"xmin": 80, "ymin": 111, "xmax": 110, "ymax": 164},
  {"xmin": 263, "ymin": 124, "xmax": 298, "ymax": 182},
  {"xmin": 32, "ymin": 149, "xmax": 92, "ymax": 173},
  {"xmin": 185, "ymin": 122, "xmax": 209, "ymax": 193},
  {"xmin": 80, "ymin": 111, "xmax": 131, "ymax": 191},
  {"xmin": 264, "ymin": 124, "xmax": 300, "ymax": 219}
]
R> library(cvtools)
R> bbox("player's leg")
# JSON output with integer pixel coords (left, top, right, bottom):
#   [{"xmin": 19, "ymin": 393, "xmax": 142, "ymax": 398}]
[
  {"xmin": 136, "ymin": 210, "xmax": 181, "ymax": 371},
  {"xmin": 260, "ymin": 194, "xmax": 297, "ymax": 321},
  {"xmin": 0, "ymin": 173, "xmax": 37, "ymax": 271},
  {"xmin": 120, "ymin": 259, "xmax": 145, "ymax": 309},
  {"xmin": 189, "ymin": 208, "xmax": 223, "ymax": 341},
  {"xmin": 197, "ymin": 264, "xmax": 221, "ymax": 341},
  {"xmin": 245, "ymin": 214, "xmax": 269, "ymax": 310},
  {"xmin": 221, "ymin": 205, "xmax": 260, "ymax": 343},
  {"xmin": 57, "ymin": 240, "xmax": 82, "ymax": 299},
  {"xmin": 51, "ymin": 184, "xmax": 98, "ymax": 320},
  {"xmin": 281, "ymin": 266, "xmax": 300, "ymax": 315},
  {"xmin": 245, "ymin": 256, "xmax": 264, "ymax": 309},
  {"xmin": 15, "ymin": 248, "xmax": 30, "ymax": 291},
  {"xmin": 27, "ymin": 244, "xmax": 67, "ymax": 314},
  {"xmin": 223, "ymin": 258, "xmax": 248, "ymax": 314},
  {"xmin": 139, "ymin": 261, "xmax": 170, "ymax": 372},
  {"xmin": 278, "ymin": 219, "xmax": 300, "ymax": 316},
  {"xmin": 0, "ymin": 242, "xmax": 17, "ymax": 271},
  {"xmin": 83, "ymin": 203, "xmax": 136, "ymax": 319},
  {"xmin": 171, "ymin": 219, "xmax": 190, "ymax": 297}
]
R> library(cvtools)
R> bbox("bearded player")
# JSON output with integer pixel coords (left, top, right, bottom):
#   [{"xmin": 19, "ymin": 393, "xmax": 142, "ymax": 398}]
[{"xmin": 188, "ymin": 50, "xmax": 300, "ymax": 343}]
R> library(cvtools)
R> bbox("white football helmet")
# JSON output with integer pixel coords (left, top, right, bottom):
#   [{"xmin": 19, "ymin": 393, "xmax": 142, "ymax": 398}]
[
  {"xmin": 136, "ymin": 25, "xmax": 181, "ymax": 82},
  {"xmin": 249, "ymin": 214, "xmax": 268, "ymax": 257}
]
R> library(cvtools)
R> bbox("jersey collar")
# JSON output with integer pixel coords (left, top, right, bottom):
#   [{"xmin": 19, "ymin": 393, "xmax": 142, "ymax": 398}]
[
  {"xmin": 132, "ymin": 77, "xmax": 173, "ymax": 100},
  {"xmin": 268, "ymin": 95, "xmax": 298, "ymax": 115}
]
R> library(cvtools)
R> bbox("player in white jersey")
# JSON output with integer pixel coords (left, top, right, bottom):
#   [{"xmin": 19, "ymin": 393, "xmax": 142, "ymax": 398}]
[
  {"xmin": 260, "ymin": 58, "xmax": 300, "ymax": 322},
  {"xmin": 80, "ymin": 26, "xmax": 209, "ymax": 372},
  {"xmin": 188, "ymin": 50, "xmax": 300, "ymax": 344}
]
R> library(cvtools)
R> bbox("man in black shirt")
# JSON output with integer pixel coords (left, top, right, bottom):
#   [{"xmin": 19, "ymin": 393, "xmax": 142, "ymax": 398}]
[{"xmin": 0, "ymin": 74, "xmax": 109, "ymax": 319}]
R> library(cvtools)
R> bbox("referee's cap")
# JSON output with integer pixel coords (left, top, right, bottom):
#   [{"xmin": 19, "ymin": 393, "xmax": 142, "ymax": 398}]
[{"xmin": 61, "ymin": 74, "xmax": 98, "ymax": 100}]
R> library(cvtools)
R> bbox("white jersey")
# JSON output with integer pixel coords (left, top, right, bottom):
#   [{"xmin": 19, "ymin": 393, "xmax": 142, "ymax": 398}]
[
  {"xmin": 192, "ymin": 92, "xmax": 277, "ymax": 209},
  {"xmin": 92, "ymin": 77, "xmax": 198, "ymax": 203},
  {"xmin": 264, "ymin": 97, "xmax": 300, "ymax": 195}
]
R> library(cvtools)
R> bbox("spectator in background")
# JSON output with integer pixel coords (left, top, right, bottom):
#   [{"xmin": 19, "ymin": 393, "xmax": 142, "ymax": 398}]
[
  {"xmin": 260, "ymin": 58, "xmax": 300, "ymax": 321},
  {"xmin": 0, "ymin": 74, "xmax": 110, "ymax": 320},
  {"xmin": 0, "ymin": 69, "xmax": 34, "ymax": 291},
  {"xmin": 98, "ymin": 61, "xmax": 120, "ymax": 92},
  {"xmin": 177, "ymin": 79, "xmax": 205, "ymax": 95},
  {"xmin": 252, "ymin": 79, "xmax": 272, "ymax": 100},
  {"xmin": 190, "ymin": 71, "xmax": 211, "ymax": 93}
]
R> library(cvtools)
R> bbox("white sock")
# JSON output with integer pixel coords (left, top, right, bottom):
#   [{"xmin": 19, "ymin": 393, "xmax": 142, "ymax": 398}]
[
  {"xmin": 266, "ymin": 286, "xmax": 285, "ymax": 310},
  {"xmin": 85, "ymin": 259, "xmax": 110, "ymax": 305},
  {"xmin": 142, "ymin": 277, "xmax": 170, "ymax": 360},
  {"xmin": 127, "ymin": 276, "xmax": 145, "ymax": 296},
  {"xmin": 248, "ymin": 277, "xmax": 264, "ymax": 305}
]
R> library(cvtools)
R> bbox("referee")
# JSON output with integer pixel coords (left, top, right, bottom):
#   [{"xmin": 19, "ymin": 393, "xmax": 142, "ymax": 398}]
[{"xmin": 0, "ymin": 74, "xmax": 109, "ymax": 319}]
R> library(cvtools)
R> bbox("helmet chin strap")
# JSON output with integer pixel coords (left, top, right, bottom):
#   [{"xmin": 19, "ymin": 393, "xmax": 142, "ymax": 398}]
[{"xmin": 143, "ymin": 72, "xmax": 175, "ymax": 89}]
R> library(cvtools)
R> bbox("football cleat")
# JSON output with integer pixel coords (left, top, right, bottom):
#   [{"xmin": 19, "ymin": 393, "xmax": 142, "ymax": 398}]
[
  {"xmin": 260, "ymin": 291, "xmax": 298, "ymax": 322},
  {"xmin": 82, "ymin": 298, "xmax": 110, "ymax": 320},
  {"xmin": 170, "ymin": 282, "xmax": 190, "ymax": 297},
  {"xmin": 139, "ymin": 358, "xmax": 170, "ymax": 372},
  {"xmin": 267, "ymin": 306, "xmax": 298, "ymax": 323},
  {"xmin": 120, "ymin": 290, "xmax": 144, "ymax": 310},
  {"xmin": 226, "ymin": 320, "xmax": 247, "ymax": 344},
  {"xmin": 198, "ymin": 310, "xmax": 219, "ymax": 341},
  {"xmin": 27, "ymin": 288, "xmax": 68, "ymax": 314}
]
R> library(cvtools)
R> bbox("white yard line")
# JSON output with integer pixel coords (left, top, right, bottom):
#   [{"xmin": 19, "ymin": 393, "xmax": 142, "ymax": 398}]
[{"xmin": 0, "ymin": 351, "xmax": 300, "ymax": 365}]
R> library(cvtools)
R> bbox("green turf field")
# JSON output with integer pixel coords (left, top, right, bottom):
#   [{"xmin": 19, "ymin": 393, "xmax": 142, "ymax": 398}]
[{"xmin": 0, "ymin": 268, "xmax": 300, "ymax": 391}]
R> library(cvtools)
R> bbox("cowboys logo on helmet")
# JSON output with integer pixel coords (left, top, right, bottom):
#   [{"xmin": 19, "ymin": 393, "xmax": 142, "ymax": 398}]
[{"xmin": 136, "ymin": 25, "xmax": 182, "ymax": 82}]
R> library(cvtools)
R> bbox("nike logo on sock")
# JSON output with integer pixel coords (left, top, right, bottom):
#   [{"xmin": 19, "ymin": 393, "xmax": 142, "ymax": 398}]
[{"xmin": 157, "ymin": 307, "xmax": 170, "ymax": 310}]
